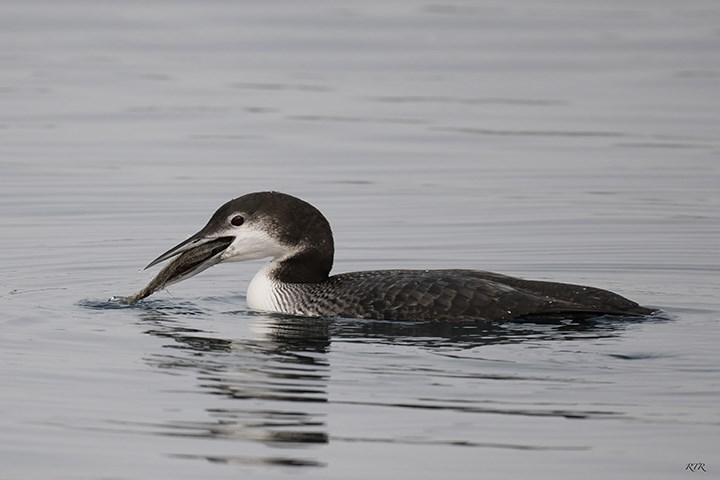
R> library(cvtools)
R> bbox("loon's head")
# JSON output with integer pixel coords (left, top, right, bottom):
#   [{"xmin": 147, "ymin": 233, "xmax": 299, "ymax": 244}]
[{"xmin": 145, "ymin": 191, "xmax": 335, "ymax": 284}]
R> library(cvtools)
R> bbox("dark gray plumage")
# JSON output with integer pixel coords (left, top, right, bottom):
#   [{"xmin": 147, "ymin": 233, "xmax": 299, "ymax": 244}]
[{"xmin": 272, "ymin": 269, "xmax": 654, "ymax": 322}]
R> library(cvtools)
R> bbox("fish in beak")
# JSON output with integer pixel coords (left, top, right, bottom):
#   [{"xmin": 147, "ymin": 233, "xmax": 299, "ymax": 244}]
[{"xmin": 117, "ymin": 233, "xmax": 234, "ymax": 304}]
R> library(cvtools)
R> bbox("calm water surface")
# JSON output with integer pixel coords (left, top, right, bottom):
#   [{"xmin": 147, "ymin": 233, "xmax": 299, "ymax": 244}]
[{"xmin": 1, "ymin": 1, "xmax": 719, "ymax": 479}]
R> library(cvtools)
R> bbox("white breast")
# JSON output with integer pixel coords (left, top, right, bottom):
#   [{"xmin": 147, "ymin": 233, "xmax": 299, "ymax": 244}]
[{"xmin": 246, "ymin": 262, "xmax": 284, "ymax": 313}]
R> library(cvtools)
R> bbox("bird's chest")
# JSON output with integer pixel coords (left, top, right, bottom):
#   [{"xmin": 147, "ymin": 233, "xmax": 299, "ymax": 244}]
[{"xmin": 247, "ymin": 264, "xmax": 283, "ymax": 312}]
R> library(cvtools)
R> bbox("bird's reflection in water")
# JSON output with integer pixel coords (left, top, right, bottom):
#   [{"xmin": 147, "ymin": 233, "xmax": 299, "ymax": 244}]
[
  {"xmin": 323, "ymin": 313, "xmax": 645, "ymax": 349},
  {"xmin": 137, "ymin": 304, "xmax": 657, "ymax": 467},
  {"xmin": 142, "ymin": 312, "xmax": 331, "ymax": 459}
]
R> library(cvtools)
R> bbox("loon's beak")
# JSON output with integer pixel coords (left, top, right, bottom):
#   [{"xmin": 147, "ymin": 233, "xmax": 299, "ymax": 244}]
[
  {"xmin": 144, "ymin": 229, "xmax": 234, "ymax": 271},
  {"xmin": 146, "ymin": 230, "xmax": 204, "ymax": 269}
]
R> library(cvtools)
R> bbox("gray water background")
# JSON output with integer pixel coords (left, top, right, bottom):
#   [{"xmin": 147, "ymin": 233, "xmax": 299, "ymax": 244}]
[{"xmin": 1, "ymin": 1, "xmax": 719, "ymax": 479}]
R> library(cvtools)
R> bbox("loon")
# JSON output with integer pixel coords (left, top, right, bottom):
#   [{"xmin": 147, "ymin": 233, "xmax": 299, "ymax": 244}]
[{"xmin": 143, "ymin": 191, "xmax": 655, "ymax": 322}]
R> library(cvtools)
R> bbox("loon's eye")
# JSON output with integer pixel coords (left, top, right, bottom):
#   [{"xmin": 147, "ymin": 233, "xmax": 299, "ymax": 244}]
[{"xmin": 230, "ymin": 215, "xmax": 244, "ymax": 227}]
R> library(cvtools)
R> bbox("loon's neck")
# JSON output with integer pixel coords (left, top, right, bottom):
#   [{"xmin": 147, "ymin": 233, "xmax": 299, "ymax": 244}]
[
  {"xmin": 246, "ymin": 248, "xmax": 332, "ymax": 314},
  {"xmin": 269, "ymin": 208, "xmax": 335, "ymax": 283},
  {"xmin": 272, "ymin": 248, "xmax": 333, "ymax": 283}
]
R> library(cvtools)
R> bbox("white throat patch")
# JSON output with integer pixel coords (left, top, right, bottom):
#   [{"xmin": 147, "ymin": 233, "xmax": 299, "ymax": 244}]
[{"xmin": 222, "ymin": 227, "xmax": 289, "ymax": 263}]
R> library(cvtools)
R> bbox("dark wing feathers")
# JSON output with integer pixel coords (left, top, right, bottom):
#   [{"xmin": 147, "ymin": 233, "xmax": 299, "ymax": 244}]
[{"xmin": 321, "ymin": 269, "xmax": 651, "ymax": 322}]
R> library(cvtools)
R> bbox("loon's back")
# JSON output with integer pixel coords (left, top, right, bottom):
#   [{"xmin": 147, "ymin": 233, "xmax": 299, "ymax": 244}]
[{"xmin": 280, "ymin": 269, "xmax": 654, "ymax": 322}]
